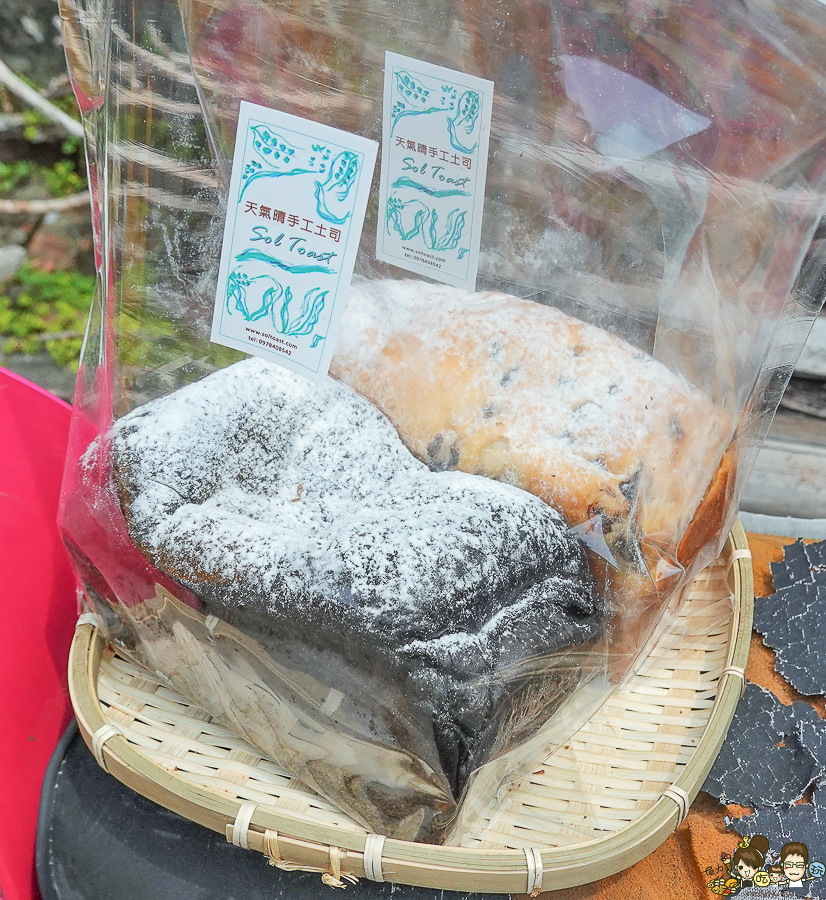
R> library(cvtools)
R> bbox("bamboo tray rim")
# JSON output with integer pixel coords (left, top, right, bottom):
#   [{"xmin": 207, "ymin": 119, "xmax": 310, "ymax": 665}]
[{"xmin": 68, "ymin": 521, "xmax": 753, "ymax": 894}]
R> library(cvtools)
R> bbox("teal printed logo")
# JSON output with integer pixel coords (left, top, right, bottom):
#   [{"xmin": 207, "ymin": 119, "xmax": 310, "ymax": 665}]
[
  {"xmin": 223, "ymin": 119, "xmax": 365, "ymax": 356},
  {"xmin": 235, "ymin": 247, "xmax": 336, "ymax": 275},
  {"xmin": 391, "ymin": 176, "xmax": 470, "ymax": 198},
  {"xmin": 226, "ymin": 270, "xmax": 327, "ymax": 345},
  {"xmin": 386, "ymin": 197, "xmax": 466, "ymax": 252},
  {"xmin": 240, "ymin": 125, "xmax": 360, "ymax": 226},
  {"xmin": 211, "ymin": 101, "xmax": 377, "ymax": 382},
  {"xmin": 378, "ymin": 53, "xmax": 492, "ymax": 290},
  {"xmin": 390, "ymin": 71, "xmax": 482, "ymax": 154},
  {"xmin": 447, "ymin": 91, "xmax": 481, "ymax": 153},
  {"xmin": 314, "ymin": 152, "xmax": 359, "ymax": 224}
]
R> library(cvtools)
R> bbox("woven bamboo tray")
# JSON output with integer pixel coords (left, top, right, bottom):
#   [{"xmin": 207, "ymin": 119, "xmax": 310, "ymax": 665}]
[{"xmin": 68, "ymin": 521, "xmax": 753, "ymax": 895}]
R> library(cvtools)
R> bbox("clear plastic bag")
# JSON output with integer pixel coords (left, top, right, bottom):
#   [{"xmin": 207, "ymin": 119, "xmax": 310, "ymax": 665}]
[{"xmin": 58, "ymin": 0, "xmax": 826, "ymax": 843}]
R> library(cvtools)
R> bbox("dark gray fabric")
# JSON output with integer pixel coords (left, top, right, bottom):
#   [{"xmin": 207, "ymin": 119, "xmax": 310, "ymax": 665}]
[
  {"xmin": 702, "ymin": 684, "xmax": 826, "ymax": 808},
  {"xmin": 37, "ymin": 723, "xmax": 509, "ymax": 900},
  {"xmin": 752, "ymin": 539, "xmax": 826, "ymax": 696}
]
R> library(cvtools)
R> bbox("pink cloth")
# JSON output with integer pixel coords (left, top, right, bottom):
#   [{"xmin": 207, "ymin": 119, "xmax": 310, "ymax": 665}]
[{"xmin": 0, "ymin": 368, "xmax": 76, "ymax": 900}]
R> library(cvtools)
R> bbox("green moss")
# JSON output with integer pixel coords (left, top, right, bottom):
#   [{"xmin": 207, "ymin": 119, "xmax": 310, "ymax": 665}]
[
  {"xmin": 0, "ymin": 72, "xmax": 93, "ymax": 372},
  {"xmin": 0, "ymin": 263, "xmax": 95, "ymax": 371},
  {"xmin": 0, "ymin": 157, "xmax": 86, "ymax": 199},
  {"xmin": 0, "ymin": 161, "xmax": 36, "ymax": 194},
  {"xmin": 0, "ymin": 80, "xmax": 86, "ymax": 198},
  {"xmin": 45, "ymin": 159, "xmax": 85, "ymax": 197}
]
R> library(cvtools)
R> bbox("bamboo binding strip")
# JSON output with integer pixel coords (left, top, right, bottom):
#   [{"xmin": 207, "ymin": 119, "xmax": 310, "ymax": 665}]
[{"xmin": 68, "ymin": 522, "xmax": 753, "ymax": 893}]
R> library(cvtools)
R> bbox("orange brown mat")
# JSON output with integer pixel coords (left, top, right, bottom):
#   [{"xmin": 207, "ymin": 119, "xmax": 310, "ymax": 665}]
[{"xmin": 516, "ymin": 533, "xmax": 825, "ymax": 900}]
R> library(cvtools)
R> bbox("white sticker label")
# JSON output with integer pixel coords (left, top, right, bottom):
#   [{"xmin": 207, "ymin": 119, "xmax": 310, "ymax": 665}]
[
  {"xmin": 211, "ymin": 101, "xmax": 378, "ymax": 383},
  {"xmin": 376, "ymin": 52, "xmax": 493, "ymax": 290}
]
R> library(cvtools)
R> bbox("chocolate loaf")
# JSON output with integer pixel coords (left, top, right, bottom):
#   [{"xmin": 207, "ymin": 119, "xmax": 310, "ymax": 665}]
[{"xmin": 110, "ymin": 357, "xmax": 601, "ymax": 839}]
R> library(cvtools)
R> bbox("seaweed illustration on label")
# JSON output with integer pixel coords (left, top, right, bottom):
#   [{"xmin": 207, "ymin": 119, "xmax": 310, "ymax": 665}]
[
  {"xmin": 226, "ymin": 270, "xmax": 280, "ymax": 321},
  {"xmin": 390, "ymin": 71, "xmax": 457, "ymax": 134},
  {"xmin": 386, "ymin": 197, "xmax": 429, "ymax": 240},
  {"xmin": 386, "ymin": 196, "xmax": 466, "ymax": 252},
  {"xmin": 391, "ymin": 176, "xmax": 470, "ymax": 198},
  {"xmin": 239, "ymin": 127, "xmax": 330, "ymax": 199},
  {"xmin": 235, "ymin": 248, "xmax": 336, "ymax": 276},
  {"xmin": 314, "ymin": 151, "xmax": 359, "ymax": 224},
  {"xmin": 273, "ymin": 286, "xmax": 328, "ymax": 337},
  {"xmin": 448, "ymin": 90, "xmax": 481, "ymax": 153},
  {"xmin": 427, "ymin": 208, "xmax": 465, "ymax": 251}
]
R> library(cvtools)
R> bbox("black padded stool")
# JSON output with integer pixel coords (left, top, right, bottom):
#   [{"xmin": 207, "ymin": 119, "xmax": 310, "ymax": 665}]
[{"xmin": 37, "ymin": 722, "xmax": 509, "ymax": 900}]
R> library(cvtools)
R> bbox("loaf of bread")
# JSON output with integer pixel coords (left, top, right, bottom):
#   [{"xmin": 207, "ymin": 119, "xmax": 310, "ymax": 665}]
[
  {"xmin": 331, "ymin": 279, "xmax": 734, "ymax": 662},
  {"xmin": 332, "ymin": 279, "xmax": 733, "ymax": 566},
  {"xmin": 110, "ymin": 357, "xmax": 601, "ymax": 839}
]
